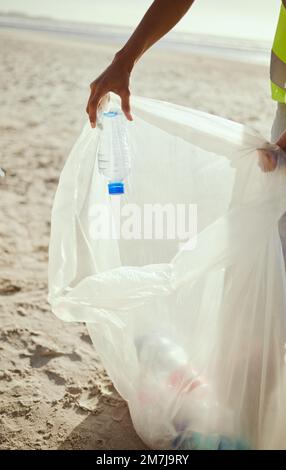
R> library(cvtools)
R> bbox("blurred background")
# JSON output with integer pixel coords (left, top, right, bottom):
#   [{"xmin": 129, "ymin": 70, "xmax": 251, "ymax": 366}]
[
  {"xmin": 0, "ymin": 0, "xmax": 281, "ymax": 64},
  {"xmin": 0, "ymin": 0, "xmax": 282, "ymax": 450},
  {"xmin": 0, "ymin": 0, "xmax": 281, "ymax": 40}
]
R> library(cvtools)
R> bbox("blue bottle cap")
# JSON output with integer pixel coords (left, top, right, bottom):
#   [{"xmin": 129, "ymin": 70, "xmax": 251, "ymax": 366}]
[
  {"xmin": 108, "ymin": 182, "xmax": 124, "ymax": 195},
  {"xmin": 103, "ymin": 111, "xmax": 120, "ymax": 118}
]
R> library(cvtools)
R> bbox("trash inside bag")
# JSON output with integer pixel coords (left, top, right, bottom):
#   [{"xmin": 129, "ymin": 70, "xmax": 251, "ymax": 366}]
[{"xmin": 48, "ymin": 95, "xmax": 286, "ymax": 450}]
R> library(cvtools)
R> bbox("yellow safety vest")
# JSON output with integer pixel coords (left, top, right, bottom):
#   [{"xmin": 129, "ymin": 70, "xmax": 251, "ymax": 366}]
[{"xmin": 271, "ymin": 1, "xmax": 286, "ymax": 102}]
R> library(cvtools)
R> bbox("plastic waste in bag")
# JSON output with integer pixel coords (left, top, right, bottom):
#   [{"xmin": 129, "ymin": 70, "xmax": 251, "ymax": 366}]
[
  {"xmin": 134, "ymin": 332, "xmax": 248, "ymax": 450},
  {"xmin": 48, "ymin": 94, "xmax": 286, "ymax": 450}
]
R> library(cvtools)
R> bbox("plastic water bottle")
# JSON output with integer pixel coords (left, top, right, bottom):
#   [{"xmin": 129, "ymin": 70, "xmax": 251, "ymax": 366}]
[
  {"xmin": 97, "ymin": 108, "xmax": 131, "ymax": 195},
  {"xmin": 135, "ymin": 333, "xmax": 188, "ymax": 377}
]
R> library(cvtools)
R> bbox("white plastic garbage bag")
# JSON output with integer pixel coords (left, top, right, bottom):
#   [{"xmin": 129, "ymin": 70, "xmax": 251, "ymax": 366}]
[{"xmin": 48, "ymin": 95, "xmax": 286, "ymax": 450}]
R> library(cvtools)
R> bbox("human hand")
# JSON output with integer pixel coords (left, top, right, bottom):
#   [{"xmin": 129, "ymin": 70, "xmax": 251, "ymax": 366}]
[
  {"xmin": 258, "ymin": 129, "xmax": 286, "ymax": 172},
  {"xmin": 276, "ymin": 129, "xmax": 286, "ymax": 150},
  {"xmin": 86, "ymin": 55, "xmax": 133, "ymax": 128},
  {"xmin": 257, "ymin": 147, "xmax": 280, "ymax": 172}
]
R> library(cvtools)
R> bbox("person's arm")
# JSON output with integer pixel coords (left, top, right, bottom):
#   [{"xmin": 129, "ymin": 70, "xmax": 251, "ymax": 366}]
[{"xmin": 87, "ymin": 0, "xmax": 196, "ymax": 127}]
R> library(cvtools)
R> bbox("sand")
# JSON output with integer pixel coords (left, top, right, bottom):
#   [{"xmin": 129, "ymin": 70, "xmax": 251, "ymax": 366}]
[{"xmin": 0, "ymin": 28, "xmax": 276, "ymax": 450}]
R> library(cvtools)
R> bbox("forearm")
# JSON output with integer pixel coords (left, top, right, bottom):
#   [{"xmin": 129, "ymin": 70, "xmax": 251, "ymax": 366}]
[{"xmin": 115, "ymin": 0, "xmax": 195, "ymax": 71}]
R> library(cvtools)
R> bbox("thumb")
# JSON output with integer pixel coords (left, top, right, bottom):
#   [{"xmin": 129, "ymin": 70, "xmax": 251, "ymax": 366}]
[{"xmin": 121, "ymin": 91, "xmax": 133, "ymax": 121}]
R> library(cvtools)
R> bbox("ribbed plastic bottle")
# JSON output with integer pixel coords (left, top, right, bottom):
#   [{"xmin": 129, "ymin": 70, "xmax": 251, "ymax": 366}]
[{"xmin": 97, "ymin": 108, "xmax": 131, "ymax": 195}]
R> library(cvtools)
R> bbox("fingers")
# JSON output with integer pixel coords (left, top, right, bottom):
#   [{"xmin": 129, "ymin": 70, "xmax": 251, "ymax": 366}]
[
  {"xmin": 276, "ymin": 130, "xmax": 286, "ymax": 150},
  {"xmin": 87, "ymin": 86, "xmax": 112, "ymax": 128},
  {"xmin": 86, "ymin": 88, "xmax": 101, "ymax": 128},
  {"xmin": 257, "ymin": 149, "xmax": 278, "ymax": 172},
  {"xmin": 87, "ymin": 83, "xmax": 132, "ymax": 128},
  {"xmin": 120, "ymin": 91, "xmax": 133, "ymax": 121},
  {"xmin": 88, "ymin": 96, "xmax": 101, "ymax": 128}
]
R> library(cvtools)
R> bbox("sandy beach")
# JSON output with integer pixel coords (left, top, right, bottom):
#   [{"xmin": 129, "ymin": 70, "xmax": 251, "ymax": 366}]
[{"xmin": 0, "ymin": 28, "xmax": 276, "ymax": 450}]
